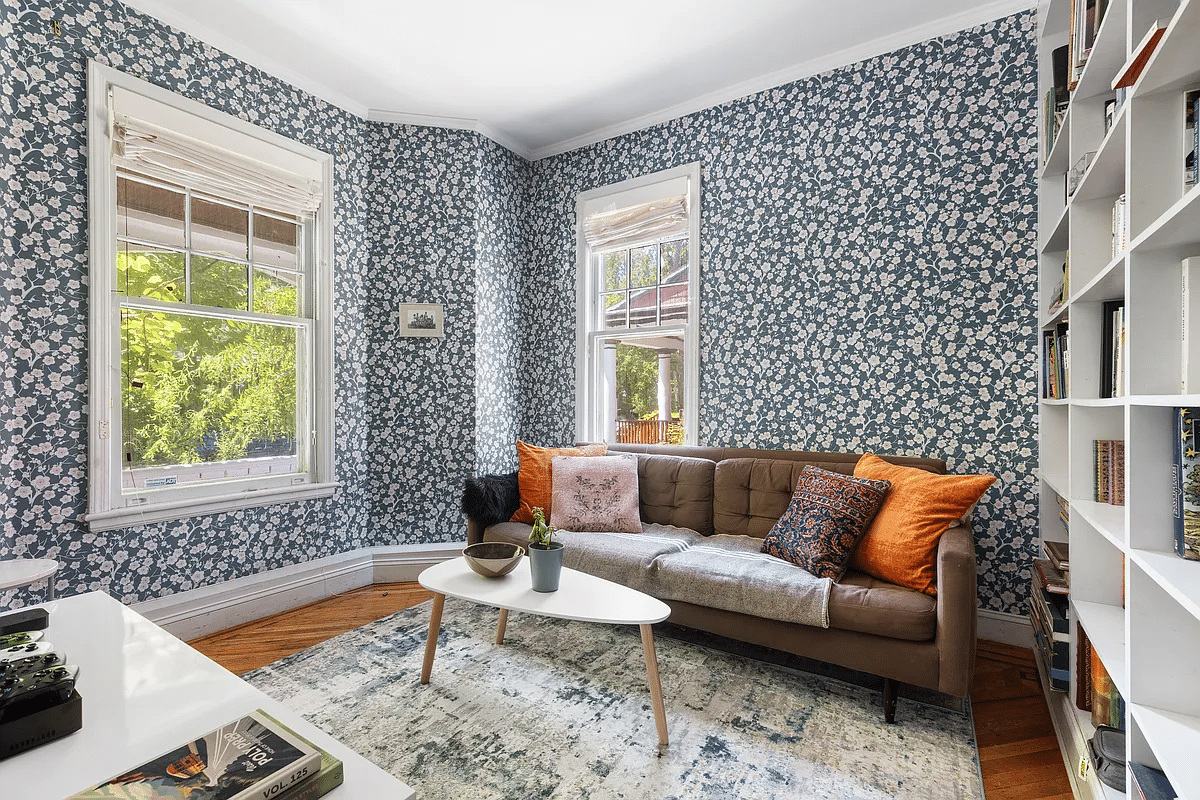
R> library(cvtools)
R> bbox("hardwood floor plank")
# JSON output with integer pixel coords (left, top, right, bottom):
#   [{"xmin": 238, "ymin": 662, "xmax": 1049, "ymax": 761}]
[{"xmin": 188, "ymin": 587, "xmax": 1072, "ymax": 797}]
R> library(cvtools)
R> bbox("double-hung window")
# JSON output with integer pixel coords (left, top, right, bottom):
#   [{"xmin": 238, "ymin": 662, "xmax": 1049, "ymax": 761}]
[
  {"xmin": 85, "ymin": 62, "xmax": 335, "ymax": 531},
  {"xmin": 575, "ymin": 163, "xmax": 700, "ymax": 446}
]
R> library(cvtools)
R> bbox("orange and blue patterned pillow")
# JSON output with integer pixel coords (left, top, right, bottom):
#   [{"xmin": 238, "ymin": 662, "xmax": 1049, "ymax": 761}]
[{"xmin": 761, "ymin": 466, "xmax": 891, "ymax": 580}]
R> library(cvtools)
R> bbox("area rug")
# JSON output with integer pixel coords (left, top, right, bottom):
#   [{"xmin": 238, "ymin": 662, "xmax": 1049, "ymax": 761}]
[{"xmin": 243, "ymin": 598, "xmax": 983, "ymax": 799}]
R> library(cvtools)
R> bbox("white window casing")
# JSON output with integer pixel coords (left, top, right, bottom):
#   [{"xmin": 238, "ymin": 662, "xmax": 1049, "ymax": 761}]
[
  {"xmin": 575, "ymin": 163, "xmax": 701, "ymax": 446},
  {"xmin": 85, "ymin": 61, "xmax": 337, "ymax": 531}
]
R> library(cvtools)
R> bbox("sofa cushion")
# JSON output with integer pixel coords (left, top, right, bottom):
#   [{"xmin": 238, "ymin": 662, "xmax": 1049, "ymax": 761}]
[
  {"xmin": 828, "ymin": 570, "xmax": 937, "ymax": 641},
  {"xmin": 761, "ymin": 466, "xmax": 890, "ymax": 580},
  {"xmin": 511, "ymin": 441, "xmax": 607, "ymax": 524},
  {"xmin": 851, "ymin": 453, "xmax": 995, "ymax": 595},
  {"xmin": 648, "ymin": 534, "xmax": 831, "ymax": 629},
  {"xmin": 713, "ymin": 459, "xmax": 807, "ymax": 538},
  {"xmin": 550, "ymin": 454, "xmax": 641, "ymax": 533},
  {"xmin": 634, "ymin": 453, "xmax": 715, "ymax": 536}
]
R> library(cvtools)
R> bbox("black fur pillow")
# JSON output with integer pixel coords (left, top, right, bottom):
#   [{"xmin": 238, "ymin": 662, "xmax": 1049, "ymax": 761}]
[{"xmin": 461, "ymin": 470, "xmax": 520, "ymax": 528}]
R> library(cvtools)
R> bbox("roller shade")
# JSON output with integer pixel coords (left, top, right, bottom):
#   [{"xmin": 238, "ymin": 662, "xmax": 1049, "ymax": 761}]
[
  {"xmin": 112, "ymin": 114, "xmax": 322, "ymax": 216},
  {"xmin": 583, "ymin": 194, "xmax": 688, "ymax": 251}
]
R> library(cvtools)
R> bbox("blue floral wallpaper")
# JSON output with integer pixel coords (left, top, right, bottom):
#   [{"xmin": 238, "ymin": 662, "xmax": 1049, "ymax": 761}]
[
  {"xmin": 1, "ymin": 0, "xmax": 1039, "ymax": 617},
  {"xmin": 519, "ymin": 13, "xmax": 1039, "ymax": 613},
  {"xmin": 0, "ymin": 0, "xmax": 520, "ymax": 605}
]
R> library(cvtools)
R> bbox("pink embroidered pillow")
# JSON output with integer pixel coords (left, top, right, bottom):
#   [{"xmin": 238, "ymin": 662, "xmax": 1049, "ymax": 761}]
[{"xmin": 550, "ymin": 454, "xmax": 642, "ymax": 533}]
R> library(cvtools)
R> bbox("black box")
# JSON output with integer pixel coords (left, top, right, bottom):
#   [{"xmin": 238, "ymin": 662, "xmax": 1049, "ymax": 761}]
[{"xmin": 0, "ymin": 690, "xmax": 82, "ymax": 760}]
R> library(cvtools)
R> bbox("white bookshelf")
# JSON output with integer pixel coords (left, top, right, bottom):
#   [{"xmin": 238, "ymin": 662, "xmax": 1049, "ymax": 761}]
[{"xmin": 1037, "ymin": 1, "xmax": 1200, "ymax": 798}]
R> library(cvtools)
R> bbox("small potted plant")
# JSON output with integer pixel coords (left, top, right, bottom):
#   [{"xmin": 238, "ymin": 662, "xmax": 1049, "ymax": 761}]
[{"xmin": 527, "ymin": 507, "xmax": 563, "ymax": 592}]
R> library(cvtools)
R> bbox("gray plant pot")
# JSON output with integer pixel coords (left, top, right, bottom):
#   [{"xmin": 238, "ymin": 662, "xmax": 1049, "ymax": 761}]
[{"xmin": 528, "ymin": 542, "xmax": 564, "ymax": 592}]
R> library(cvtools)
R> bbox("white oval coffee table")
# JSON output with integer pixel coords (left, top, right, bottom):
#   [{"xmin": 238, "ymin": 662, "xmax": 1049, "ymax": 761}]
[
  {"xmin": 418, "ymin": 557, "xmax": 672, "ymax": 747},
  {"xmin": 0, "ymin": 558, "xmax": 60, "ymax": 599}
]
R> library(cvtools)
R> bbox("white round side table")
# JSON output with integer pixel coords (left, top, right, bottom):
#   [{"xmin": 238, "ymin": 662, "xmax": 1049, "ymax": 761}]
[{"xmin": 0, "ymin": 558, "xmax": 60, "ymax": 600}]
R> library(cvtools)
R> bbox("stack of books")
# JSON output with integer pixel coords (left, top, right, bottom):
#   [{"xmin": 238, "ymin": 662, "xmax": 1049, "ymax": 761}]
[
  {"xmin": 1042, "ymin": 321, "xmax": 1070, "ymax": 399},
  {"xmin": 1093, "ymin": 439, "xmax": 1125, "ymax": 505},
  {"xmin": 1075, "ymin": 626, "xmax": 1126, "ymax": 729},
  {"xmin": 1031, "ymin": 544, "xmax": 1070, "ymax": 692},
  {"xmin": 1100, "ymin": 300, "xmax": 1125, "ymax": 398}
]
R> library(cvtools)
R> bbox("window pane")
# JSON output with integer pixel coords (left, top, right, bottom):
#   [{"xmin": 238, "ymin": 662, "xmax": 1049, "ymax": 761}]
[
  {"xmin": 602, "ymin": 291, "xmax": 627, "ymax": 329},
  {"xmin": 597, "ymin": 335, "xmax": 685, "ymax": 446},
  {"xmin": 659, "ymin": 282, "xmax": 689, "ymax": 324},
  {"xmin": 601, "ymin": 250, "xmax": 628, "ymax": 291},
  {"xmin": 117, "ymin": 177, "xmax": 186, "ymax": 248},
  {"xmin": 254, "ymin": 267, "xmax": 301, "ymax": 316},
  {"xmin": 628, "ymin": 287, "xmax": 659, "ymax": 328},
  {"xmin": 192, "ymin": 197, "xmax": 248, "ymax": 260},
  {"xmin": 630, "ymin": 245, "xmax": 657, "ymax": 288},
  {"xmin": 253, "ymin": 213, "xmax": 298, "ymax": 270},
  {"xmin": 660, "ymin": 239, "xmax": 688, "ymax": 283},
  {"xmin": 191, "ymin": 256, "xmax": 249, "ymax": 310},
  {"xmin": 117, "ymin": 242, "xmax": 185, "ymax": 302},
  {"xmin": 121, "ymin": 309, "xmax": 299, "ymax": 483}
]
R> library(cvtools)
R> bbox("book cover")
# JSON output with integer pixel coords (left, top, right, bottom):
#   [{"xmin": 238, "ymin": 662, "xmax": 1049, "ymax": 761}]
[
  {"xmin": 1110, "ymin": 440, "xmax": 1125, "ymax": 506},
  {"xmin": 256, "ymin": 710, "xmax": 344, "ymax": 799},
  {"xmin": 1183, "ymin": 259, "xmax": 1200, "ymax": 392},
  {"xmin": 1128, "ymin": 762, "xmax": 1176, "ymax": 800},
  {"xmin": 1094, "ymin": 439, "xmax": 1110, "ymax": 503},
  {"xmin": 1076, "ymin": 623, "xmax": 1093, "ymax": 712},
  {"xmin": 1173, "ymin": 408, "xmax": 1200, "ymax": 560},
  {"xmin": 1090, "ymin": 645, "xmax": 1114, "ymax": 728},
  {"xmin": 67, "ymin": 710, "xmax": 321, "ymax": 800}
]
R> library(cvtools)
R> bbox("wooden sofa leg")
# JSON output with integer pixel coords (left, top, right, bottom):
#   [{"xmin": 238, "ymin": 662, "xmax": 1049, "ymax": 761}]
[{"xmin": 882, "ymin": 678, "xmax": 898, "ymax": 724}]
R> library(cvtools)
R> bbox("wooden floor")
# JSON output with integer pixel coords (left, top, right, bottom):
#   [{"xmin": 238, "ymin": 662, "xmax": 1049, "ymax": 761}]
[{"xmin": 189, "ymin": 583, "xmax": 1074, "ymax": 799}]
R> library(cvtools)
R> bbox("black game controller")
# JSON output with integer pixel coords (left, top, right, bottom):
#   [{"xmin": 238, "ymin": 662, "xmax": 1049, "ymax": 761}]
[
  {"xmin": 0, "ymin": 642, "xmax": 53, "ymax": 663},
  {"xmin": 0, "ymin": 664, "xmax": 79, "ymax": 713},
  {"xmin": 0, "ymin": 631, "xmax": 44, "ymax": 649},
  {"xmin": 0, "ymin": 651, "xmax": 65, "ymax": 681}
]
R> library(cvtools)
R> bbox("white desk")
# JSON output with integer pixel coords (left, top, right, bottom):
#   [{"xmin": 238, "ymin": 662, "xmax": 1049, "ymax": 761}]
[{"xmin": 0, "ymin": 591, "xmax": 416, "ymax": 799}]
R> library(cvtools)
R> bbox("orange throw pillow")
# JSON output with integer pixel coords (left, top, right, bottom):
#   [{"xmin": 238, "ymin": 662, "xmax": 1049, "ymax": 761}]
[
  {"xmin": 850, "ymin": 453, "xmax": 995, "ymax": 595},
  {"xmin": 511, "ymin": 441, "xmax": 607, "ymax": 524}
]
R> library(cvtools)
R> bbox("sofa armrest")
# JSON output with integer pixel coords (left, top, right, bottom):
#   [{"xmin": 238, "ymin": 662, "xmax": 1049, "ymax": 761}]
[
  {"xmin": 934, "ymin": 523, "xmax": 978, "ymax": 698},
  {"xmin": 467, "ymin": 518, "xmax": 485, "ymax": 546}
]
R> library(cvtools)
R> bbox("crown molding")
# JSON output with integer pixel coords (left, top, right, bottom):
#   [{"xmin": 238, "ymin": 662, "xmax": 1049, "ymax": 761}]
[
  {"xmin": 119, "ymin": 0, "xmax": 370, "ymax": 119},
  {"xmin": 526, "ymin": 0, "xmax": 1037, "ymax": 161},
  {"xmin": 366, "ymin": 109, "xmax": 533, "ymax": 161}
]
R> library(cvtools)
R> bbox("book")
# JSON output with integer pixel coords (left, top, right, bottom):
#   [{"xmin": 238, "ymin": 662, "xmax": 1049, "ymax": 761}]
[
  {"xmin": 67, "ymin": 710, "xmax": 322, "ymax": 800},
  {"xmin": 1100, "ymin": 300, "xmax": 1124, "ymax": 398},
  {"xmin": 1194, "ymin": 91, "xmax": 1199, "ymax": 187},
  {"xmin": 1109, "ymin": 440, "xmax": 1125, "ymax": 506},
  {"xmin": 1172, "ymin": 408, "xmax": 1200, "ymax": 560},
  {"xmin": 1128, "ymin": 762, "xmax": 1177, "ymax": 800},
  {"xmin": 1090, "ymin": 646, "xmax": 1124, "ymax": 729},
  {"xmin": 1187, "ymin": 90, "xmax": 1198, "ymax": 191},
  {"xmin": 1094, "ymin": 439, "xmax": 1111, "ymax": 502},
  {"xmin": 1044, "ymin": 539, "xmax": 1069, "ymax": 572},
  {"xmin": 1052, "ymin": 45, "xmax": 1070, "ymax": 107},
  {"xmin": 1111, "ymin": 194, "xmax": 1127, "ymax": 257},
  {"xmin": 1183, "ymin": 259, "xmax": 1200, "ymax": 392},
  {"xmin": 1076, "ymin": 623, "xmax": 1093, "ymax": 712},
  {"xmin": 256, "ymin": 710, "xmax": 344, "ymax": 798},
  {"xmin": 1112, "ymin": 19, "xmax": 1170, "ymax": 90},
  {"xmin": 1034, "ymin": 557, "xmax": 1069, "ymax": 595}
]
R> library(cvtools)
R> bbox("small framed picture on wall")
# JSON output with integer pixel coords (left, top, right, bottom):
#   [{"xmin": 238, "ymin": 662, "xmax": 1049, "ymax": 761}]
[{"xmin": 399, "ymin": 303, "xmax": 444, "ymax": 337}]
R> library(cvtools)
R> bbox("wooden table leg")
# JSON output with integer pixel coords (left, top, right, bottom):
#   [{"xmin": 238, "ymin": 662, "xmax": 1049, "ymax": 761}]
[
  {"xmin": 640, "ymin": 624, "xmax": 669, "ymax": 748},
  {"xmin": 420, "ymin": 593, "xmax": 445, "ymax": 685},
  {"xmin": 496, "ymin": 608, "xmax": 509, "ymax": 645}
]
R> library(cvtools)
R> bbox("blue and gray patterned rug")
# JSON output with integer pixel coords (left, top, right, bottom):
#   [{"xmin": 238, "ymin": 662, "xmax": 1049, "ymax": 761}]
[{"xmin": 244, "ymin": 598, "xmax": 983, "ymax": 799}]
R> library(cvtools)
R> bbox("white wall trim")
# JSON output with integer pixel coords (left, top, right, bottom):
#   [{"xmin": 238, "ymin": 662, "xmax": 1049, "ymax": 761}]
[
  {"xmin": 131, "ymin": 542, "xmax": 464, "ymax": 641},
  {"xmin": 527, "ymin": 0, "xmax": 1037, "ymax": 161},
  {"xmin": 977, "ymin": 607, "xmax": 1034, "ymax": 649}
]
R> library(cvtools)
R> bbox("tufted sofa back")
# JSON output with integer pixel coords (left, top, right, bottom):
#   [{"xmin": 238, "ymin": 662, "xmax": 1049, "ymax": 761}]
[{"xmin": 605, "ymin": 443, "xmax": 946, "ymax": 539}]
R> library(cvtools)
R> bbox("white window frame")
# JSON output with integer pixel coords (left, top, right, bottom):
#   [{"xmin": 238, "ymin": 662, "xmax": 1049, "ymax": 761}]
[
  {"xmin": 575, "ymin": 162, "xmax": 701, "ymax": 445},
  {"xmin": 84, "ymin": 61, "xmax": 337, "ymax": 531}
]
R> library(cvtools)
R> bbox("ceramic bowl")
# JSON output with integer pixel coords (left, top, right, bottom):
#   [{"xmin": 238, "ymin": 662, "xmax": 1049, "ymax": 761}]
[{"xmin": 463, "ymin": 542, "xmax": 525, "ymax": 578}]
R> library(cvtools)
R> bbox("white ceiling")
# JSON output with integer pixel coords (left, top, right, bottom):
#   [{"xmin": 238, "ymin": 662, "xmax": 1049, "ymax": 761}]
[{"xmin": 122, "ymin": 0, "xmax": 1033, "ymax": 160}]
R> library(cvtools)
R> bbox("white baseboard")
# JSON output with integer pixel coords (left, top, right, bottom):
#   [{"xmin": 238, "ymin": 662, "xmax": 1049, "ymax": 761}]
[
  {"xmin": 977, "ymin": 608, "xmax": 1034, "ymax": 648},
  {"xmin": 132, "ymin": 543, "xmax": 463, "ymax": 641}
]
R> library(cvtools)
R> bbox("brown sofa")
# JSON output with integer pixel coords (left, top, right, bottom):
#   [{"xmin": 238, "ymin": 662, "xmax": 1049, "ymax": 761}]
[{"xmin": 466, "ymin": 444, "xmax": 977, "ymax": 722}]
